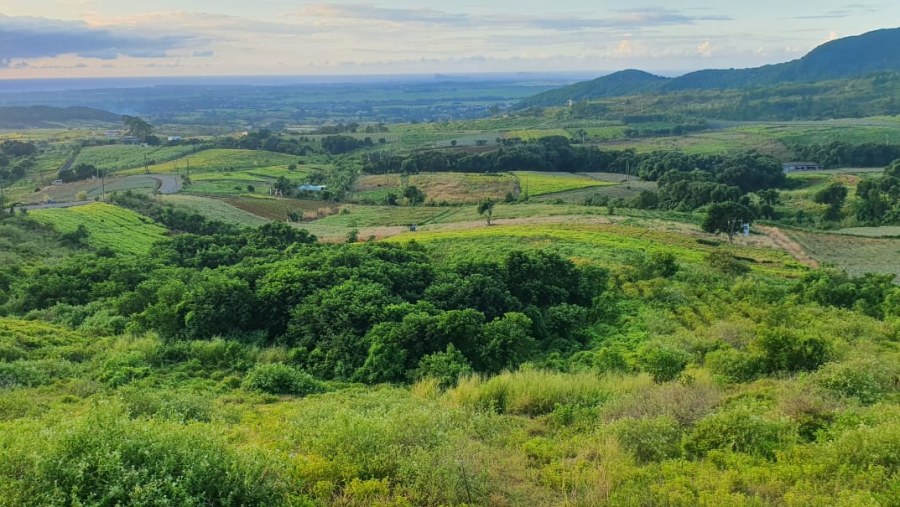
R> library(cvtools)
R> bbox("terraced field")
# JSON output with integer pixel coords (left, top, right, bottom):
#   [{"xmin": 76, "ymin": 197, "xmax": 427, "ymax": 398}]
[
  {"xmin": 513, "ymin": 171, "xmax": 615, "ymax": 196},
  {"xmin": 161, "ymin": 195, "xmax": 270, "ymax": 226},
  {"xmin": 118, "ymin": 149, "xmax": 300, "ymax": 176},
  {"xmin": 385, "ymin": 223, "xmax": 802, "ymax": 277},
  {"xmin": 350, "ymin": 172, "xmax": 518, "ymax": 203},
  {"xmin": 782, "ymin": 228, "xmax": 900, "ymax": 280},
  {"xmin": 76, "ymin": 145, "xmax": 203, "ymax": 172},
  {"xmin": 29, "ymin": 202, "xmax": 168, "ymax": 255}
]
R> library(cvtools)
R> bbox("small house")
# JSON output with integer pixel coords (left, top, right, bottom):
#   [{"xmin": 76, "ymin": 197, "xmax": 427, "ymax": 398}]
[
  {"xmin": 782, "ymin": 162, "xmax": 823, "ymax": 173},
  {"xmin": 298, "ymin": 185, "xmax": 327, "ymax": 192}
]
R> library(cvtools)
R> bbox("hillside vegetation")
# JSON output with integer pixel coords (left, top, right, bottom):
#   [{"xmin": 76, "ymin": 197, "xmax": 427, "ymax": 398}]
[{"xmin": 0, "ymin": 207, "xmax": 898, "ymax": 505}]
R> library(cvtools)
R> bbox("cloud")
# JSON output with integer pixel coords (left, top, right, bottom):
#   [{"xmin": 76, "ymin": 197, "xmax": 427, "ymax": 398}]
[
  {"xmin": 526, "ymin": 8, "xmax": 732, "ymax": 31},
  {"xmin": 294, "ymin": 4, "xmax": 731, "ymax": 32},
  {"xmin": 697, "ymin": 40, "xmax": 713, "ymax": 57},
  {"xmin": 0, "ymin": 14, "xmax": 193, "ymax": 61},
  {"xmin": 297, "ymin": 4, "xmax": 469, "ymax": 26},
  {"xmin": 794, "ymin": 3, "xmax": 879, "ymax": 19}
]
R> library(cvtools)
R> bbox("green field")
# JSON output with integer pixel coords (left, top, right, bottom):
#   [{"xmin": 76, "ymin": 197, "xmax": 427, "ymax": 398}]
[
  {"xmin": 75, "ymin": 145, "xmax": 203, "ymax": 172},
  {"xmin": 351, "ymin": 172, "xmax": 518, "ymax": 204},
  {"xmin": 119, "ymin": 149, "xmax": 300, "ymax": 175},
  {"xmin": 514, "ymin": 171, "xmax": 615, "ymax": 196},
  {"xmin": 386, "ymin": 223, "xmax": 801, "ymax": 277},
  {"xmin": 29, "ymin": 203, "xmax": 168, "ymax": 255},
  {"xmin": 783, "ymin": 228, "xmax": 900, "ymax": 280},
  {"xmin": 161, "ymin": 195, "xmax": 271, "ymax": 226}
]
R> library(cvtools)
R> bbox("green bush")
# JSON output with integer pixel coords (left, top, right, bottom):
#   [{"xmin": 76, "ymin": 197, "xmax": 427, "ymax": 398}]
[
  {"xmin": 120, "ymin": 387, "xmax": 214, "ymax": 423},
  {"xmin": 242, "ymin": 362, "xmax": 324, "ymax": 396},
  {"xmin": 0, "ymin": 359, "xmax": 73, "ymax": 388},
  {"xmin": 705, "ymin": 348, "xmax": 762, "ymax": 383},
  {"xmin": 705, "ymin": 251, "xmax": 750, "ymax": 276},
  {"xmin": 614, "ymin": 416, "xmax": 682, "ymax": 463},
  {"xmin": 753, "ymin": 326, "xmax": 832, "ymax": 374},
  {"xmin": 684, "ymin": 406, "xmax": 796, "ymax": 459},
  {"xmin": 449, "ymin": 370, "xmax": 611, "ymax": 416},
  {"xmin": 636, "ymin": 343, "xmax": 690, "ymax": 383},
  {"xmin": 414, "ymin": 344, "xmax": 473, "ymax": 388},
  {"xmin": 816, "ymin": 357, "xmax": 899, "ymax": 405},
  {"xmin": 639, "ymin": 251, "xmax": 679, "ymax": 279},
  {"xmin": 0, "ymin": 409, "xmax": 286, "ymax": 506}
]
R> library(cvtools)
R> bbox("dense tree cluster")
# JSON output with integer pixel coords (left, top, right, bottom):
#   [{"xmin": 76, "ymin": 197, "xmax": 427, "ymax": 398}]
[
  {"xmin": 792, "ymin": 141, "xmax": 900, "ymax": 168},
  {"xmin": 321, "ymin": 135, "xmax": 375, "ymax": 155},
  {"xmin": 0, "ymin": 141, "xmax": 37, "ymax": 183},
  {"xmin": 0, "ymin": 222, "xmax": 609, "ymax": 383},
  {"xmin": 855, "ymin": 160, "xmax": 900, "ymax": 225},
  {"xmin": 57, "ymin": 162, "xmax": 98, "ymax": 183}
]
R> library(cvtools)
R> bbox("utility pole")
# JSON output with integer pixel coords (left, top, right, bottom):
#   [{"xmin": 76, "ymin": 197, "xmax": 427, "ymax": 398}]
[{"xmin": 96, "ymin": 167, "xmax": 105, "ymax": 201}]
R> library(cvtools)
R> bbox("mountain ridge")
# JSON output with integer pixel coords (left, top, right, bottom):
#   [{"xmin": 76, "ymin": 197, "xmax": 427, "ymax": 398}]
[{"xmin": 520, "ymin": 27, "xmax": 900, "ymax": 108}]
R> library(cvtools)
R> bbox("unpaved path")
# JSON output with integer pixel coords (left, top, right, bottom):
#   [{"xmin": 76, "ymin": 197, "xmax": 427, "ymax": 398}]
[{"xmin": 756, "ymin": 225, "xmax": 819, "ymax": 268}]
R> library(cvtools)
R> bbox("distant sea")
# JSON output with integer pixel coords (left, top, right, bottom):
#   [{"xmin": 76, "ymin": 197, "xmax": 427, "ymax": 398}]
[{"xmin": 0, "ymin": 72, "xmax": 602, "ymax": 94}]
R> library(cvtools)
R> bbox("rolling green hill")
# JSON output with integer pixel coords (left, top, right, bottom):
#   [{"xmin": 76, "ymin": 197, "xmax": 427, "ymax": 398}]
[{"xmin": 521, "ymin": 27, "xmax": 900, "ymax": 109}]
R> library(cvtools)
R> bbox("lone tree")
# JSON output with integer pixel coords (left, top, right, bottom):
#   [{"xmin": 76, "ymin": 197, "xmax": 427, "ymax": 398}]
[
  {"xmin": 702, "ymin": 202, "xmax": 754, "ymax": 243},
  {"xmin": 123, "ymin": 116, "xmax": 153, "ymax": 142},
  {"xmin": 814, "ymin": 182, "xmax": 848, "ymax": 221},
  {"xmin": 403, "ymin": 185, "xmax": 425, "ymax": 206},
  {"xmin": 478, "ymin": 199, "xmax": 496, "ymax": 226}
]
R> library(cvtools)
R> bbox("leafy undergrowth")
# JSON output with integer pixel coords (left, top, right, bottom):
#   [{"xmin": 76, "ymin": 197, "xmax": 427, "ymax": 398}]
[
  {"xmin": 2, "ymin": 207, "xmax": 899, "ymax": 505},
  {"xmin": 1, "ymin": 304, "xmax": 898, "ymax": 505}
]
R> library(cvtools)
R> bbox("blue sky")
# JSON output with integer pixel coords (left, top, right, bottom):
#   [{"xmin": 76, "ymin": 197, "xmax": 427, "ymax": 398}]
[{"xmin": 0, "ymin": 1, "xmax": 896, "ymax": 78}]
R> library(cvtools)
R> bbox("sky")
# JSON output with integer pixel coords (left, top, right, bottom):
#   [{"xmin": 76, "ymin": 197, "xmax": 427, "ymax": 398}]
[{"xmin": 0, "ymin": 1, "xmax": 897, "ymax": 79}]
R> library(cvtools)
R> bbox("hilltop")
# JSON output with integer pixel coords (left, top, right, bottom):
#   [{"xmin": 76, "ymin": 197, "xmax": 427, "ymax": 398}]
[{"xmin": 521, "ymin": 27, "xmax": 900, "ymax": 108}]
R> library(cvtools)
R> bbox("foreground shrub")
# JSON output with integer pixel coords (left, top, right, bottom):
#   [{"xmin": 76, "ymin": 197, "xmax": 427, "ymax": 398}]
[
  {"xmin": 636, "ymin": 343, "xmax": 690, "ymax": 383},
  {"xmin": 705, "ymin": 348, "xmax": 763, "ymax": 383},
  {"xmin": 448, "ymin": 370, "xmax": 613, "ymax": 416},
  {"xmin": 613, "ymin": 416, "xmax": 682, "ymax": 463},
  {"xmin": 684, "ymin": 405, "xmax": 796, "ymax": 459},
  {"xmin": 0, "ymin": 408, "xmax": 287, "ymax": 506},
  {"xmin": 753, "ymin": 326, "xmax": 832, "ymax": 374},
  {"xmin": 816, "ymin": 357, "xmax": 899, "ymax": 405},
  {"xmin": 601, "ymin": 378, "xmax": 722, "ymax": 426},
  {"xmin": 414, "ymin": 344, "xmax": 473, "ymax": 388},
  {"xmin": 242, "ymin": 362, "xmax": 324, "ymax": 396}
]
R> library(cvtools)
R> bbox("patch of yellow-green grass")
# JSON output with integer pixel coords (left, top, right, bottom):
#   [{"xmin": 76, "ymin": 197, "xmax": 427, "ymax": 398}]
[
  {"xmin": 385, "ymin": 223, "xmax": 801, "ymax": 277},
  {"xmin": 503, "ymin": 129, "xmax": 571, "ymax": 141},
  {"xmin": 350, "ymin": 172, "xmax": 518, "ymax": 203},
  {"xmin": 833, "ymin": 226, "xmax": 900, "ymax": 238},
  {"xmin": 30, "ymin": 202, "xmax": 167, "ymax": 255},
  {"xmin": 513, "ymin": 172, "xmax": 614, "ymax": 196},
  {"xmin": 161, "ymin": 195, "xmax": 270, "ymax": 226},
  {"xmin": 75, "ymin": 145, "xmax": 201, "ymax": 172},
  {"xmin": 118, "ymin": 149, "xmax": 299, "ymax": 176}
]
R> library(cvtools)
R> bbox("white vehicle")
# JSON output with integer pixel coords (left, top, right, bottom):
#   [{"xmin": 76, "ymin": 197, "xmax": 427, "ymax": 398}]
[{"xmin": 51, "ymin": 179, "xmax": 64, "ymax": 186}]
